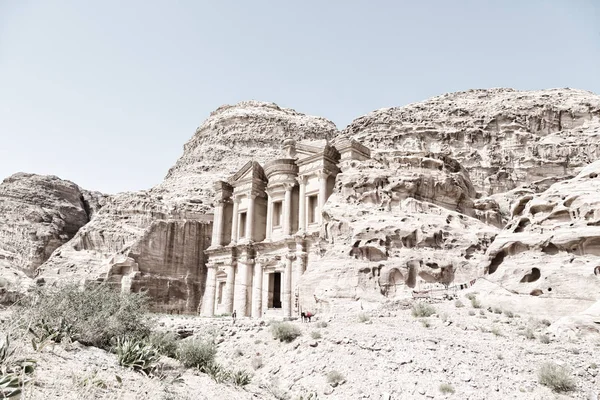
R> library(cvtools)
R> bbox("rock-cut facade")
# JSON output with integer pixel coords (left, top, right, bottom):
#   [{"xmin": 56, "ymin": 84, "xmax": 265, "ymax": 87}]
[{"xmin": 202, "ymin": 138, "xmax": 370, "ymax": 318}]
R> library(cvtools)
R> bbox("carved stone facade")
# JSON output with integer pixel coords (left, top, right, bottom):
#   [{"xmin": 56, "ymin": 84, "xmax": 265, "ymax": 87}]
[{"xmin": 202, "ymin": 138, "xmax": 370, "ymax": 318}]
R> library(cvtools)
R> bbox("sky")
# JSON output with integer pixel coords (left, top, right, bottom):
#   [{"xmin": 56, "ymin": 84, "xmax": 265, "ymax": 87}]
[{"xmin": 1, "ymin": 1, "xmax": 599, "ymax": 194}]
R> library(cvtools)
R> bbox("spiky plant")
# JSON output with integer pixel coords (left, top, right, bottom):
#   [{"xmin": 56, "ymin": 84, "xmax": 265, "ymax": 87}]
[{"xmin": 115, "ymin": 337, "xmax": 159, "ymax": 375}]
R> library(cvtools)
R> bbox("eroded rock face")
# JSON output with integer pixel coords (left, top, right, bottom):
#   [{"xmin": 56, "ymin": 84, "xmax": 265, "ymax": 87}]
[
  {"xmin": 0, "ymin": 173, "xmax": 104, "ymax": 275},
  {"xmin": 344, "ymin": 88, "xmax": 600, "ymax": 195},
  {"xmin": 481, "ymin": 160, "xmax": 600, "ymax": 330},
  {"xmin": 298, "ymin": 155, "xmax": 499, "ymax": 312},
  {"xmin": 39, "ymin": 101, "xmax": 338, "ymax": 313}
]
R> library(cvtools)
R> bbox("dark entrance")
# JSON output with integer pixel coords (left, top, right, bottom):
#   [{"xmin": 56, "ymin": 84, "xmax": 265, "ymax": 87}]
[{"xmin": 268, "ymin": 272, "xmax": 282, "ymax": 308}]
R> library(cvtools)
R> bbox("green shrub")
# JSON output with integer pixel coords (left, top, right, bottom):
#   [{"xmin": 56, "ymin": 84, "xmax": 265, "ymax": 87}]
[
  {"xmin": 491, "ymin": 326, "xmax": 503, "ymax": 337},
  {"xmin": 149, "ymin": 331, "xmax": 178, "ymax": 358},
  {"xmin": 231, "ymin": 369, "xmax": 252, "ymax": 387},
  {"xmin": 115, "ymin": 337, "xmax": 159, "ymax": 374},
  {"xmin": 468, "ymin": 310, "xmax": 476, "ymax": 316},
  {"xmin": 203, "ymin": 362, "xmax": 230, "ymax": 383},
  {"xmin": 326, "ymin": 370, "xmax": 345, "ymax": 386},
  {"xmin": 524, "ymin": 328, "xmax": 535, "ymax": 340},
  {"xmin": 176, "ymin": 338, "xmax": 217, "ymax": 370},
  {"xmin": 492, "ymin": 307, "xmax": 503, "ymax": 314},
  {"xmin": 420, "ymin": 319, "xmax": 431, "ymax": 328},
  {"xmin": 357, "ymin": 312, "xmax": 370, "ymax": 323},
  {"xmin": 539, "ymin": 334, "xmax": 551, "ymax": 344},
  {"xmin": 541, "ymin": 319, "xmax": 552, "ymax": 327},
  {"xmin": 454, "ymin": 300, "xmax": 464, "ymax": 308},
  {"xmin": 411, "ymin": 302, "xmax": 436, "ymax": 318},
  {"xmin": 470, "ymin": 297, "xmax": 481, "ymax": 309},
  {"xmin": 316, "ymin": 321, "xmax": 328, "ymax": 328},
  {"xmin": 310, "ymin": 331, "xmax": 322, "ymax": 340},
  {"xmin": 23, "ymin": 284, "xmax": 151, "ymax": 350},
  {"xmin": 538, "ymin": 362, "xmax": 576, "ymax": 392},
  {"xmin": 465, "ymin": 293, "xmax": 477, "ymax": 301},
  {"xmin": 439, "ymin": 383, "xmax": 455, "ymax": 394},
  {"xmin": 503, "ymin": 310, "xmax": 514, "ymax": 318},
  {"xmin": 271, "ymin": 322, "xmax": 302, "ymax": 343}
]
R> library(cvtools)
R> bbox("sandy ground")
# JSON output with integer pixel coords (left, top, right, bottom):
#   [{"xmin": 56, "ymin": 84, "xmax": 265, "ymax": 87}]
[{"xmin": 2, "ymin": 292, "xmax": 599, "ymax": 400}]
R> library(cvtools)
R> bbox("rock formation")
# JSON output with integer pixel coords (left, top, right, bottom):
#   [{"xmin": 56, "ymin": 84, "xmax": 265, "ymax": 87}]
[
  {"xmin": 2, "ymin": 89, "xmax": 600, "ymax": 324},
  {"xmin": 298, "ymin": 151, "xmax": 499, "ymax": 312},
  {"xmin": 479, "ymin": 160, "xmax": 600, "ymax": 333},
  {"xmin": 0, "ymin": 173, "xmax": 104, "ymax": 299},
  {"xmin": 344, "ymin": 88, "xmax": 600, "ymax": 196},
  {"xmin": 38, "ymin": 101, "xmax": 338, "ymax": 313}
]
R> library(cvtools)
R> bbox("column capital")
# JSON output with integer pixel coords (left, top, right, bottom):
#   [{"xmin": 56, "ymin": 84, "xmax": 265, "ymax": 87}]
[
  {"xmin": 282, "ymin": 182, "xmax": 295, "ymax": 191},
  {"xmin": 232, "ymin": 195, "xmax": 242, "ymax": 204},
  {"xmin": 297, "ymin": 175, "xmax": 308, "ymax": 185},
  {"xmin": 285, "ymin": 253, "xmax": 297, "ymax": 261},
  {"xmin": 317, "ymin": 170, "xmax": 331, "ymax": 179}
]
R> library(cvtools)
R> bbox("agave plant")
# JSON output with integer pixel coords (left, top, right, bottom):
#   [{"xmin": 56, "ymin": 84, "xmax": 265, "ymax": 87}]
[
  {"xmin": 0, "ymin": 373, "xmax": 22, "ymax": 399},
  {"xmin": 0, "ymin": 335, "xmax": 36, "ymax": 399},
  {"xmin": 114, "ymin": 337, "xmax": 159, "ymax": 375},
  {"xmin": 230, "ymin": 369, "xmax": 252, "ymax": 387}
]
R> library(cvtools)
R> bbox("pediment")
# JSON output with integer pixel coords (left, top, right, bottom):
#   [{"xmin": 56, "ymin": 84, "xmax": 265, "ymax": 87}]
[{"xmin": 229, "ymin": 161, "xmax": 267, "ymax": 185}]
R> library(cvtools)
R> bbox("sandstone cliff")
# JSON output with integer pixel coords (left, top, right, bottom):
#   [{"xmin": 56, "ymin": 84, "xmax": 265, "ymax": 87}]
[
  {"xmin": 299, "ymin": 152, "xmax": 499, "ymax": 312},
  {"xmin": 0, "ymin": 173, "xmax": 105, "ymax": 300},
  {"xmin": 38, "ymin": 101, "xmax": 338, "ymax": 312},
  {"xmin": 478, "ymin": 160, "xmax": 600, "ymax": 334},
  {"xmin": 344, "ymin": 88, "xmax": 600, "ymax": 196}
]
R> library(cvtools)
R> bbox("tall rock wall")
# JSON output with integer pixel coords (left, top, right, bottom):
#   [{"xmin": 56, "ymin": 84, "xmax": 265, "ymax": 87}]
[{"xmin": 344, "ymin": 88, "xmax": 600, "ymax": 195}]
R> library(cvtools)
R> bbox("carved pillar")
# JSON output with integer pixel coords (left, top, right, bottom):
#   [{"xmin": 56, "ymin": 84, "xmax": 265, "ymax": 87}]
[
  {"xmin": 318, "ymin": 171, "xmax": 329, "ymax": 224},
  {"xmin": 224, "ymin": 264, "xmax": 235, "ymax": 314},
  {"xmin": 211, "ymin": 200, "xmax": 225, "ymax": 247},
  {"xmin": 252, "ymin": 259, "xmax": 263, "ymax": 318},
  {"xmin": 294, "ymin": 241, "xmax": 307, "ymax": 315},
  {"xmin": 265, "ymin": 193, "xmax": 273, "ymax": 241},
  {"xmin": 234, "ymin": 256, "xmax": 254, "ymax": 317},
  {"xmin": 230, "ymin": 196, "xmax": 240, "ymax": 244},
  {"xmin": 283, "ymin": 184, "xmax": 293, "ymax": 236},
  {"xmin": 283, "ymin": 253, "xmax": 295, "ymax": 319},
  {"xmin": 297, "ymin": 176, "xmax": 307, "ymax": 233},
  {"xmin": 246, "ymin": 194, "xmax": 256, "ymax": 242},
  {"xmin": 203, "ymin": 265, "xmax": 217, "ymax": 317}
]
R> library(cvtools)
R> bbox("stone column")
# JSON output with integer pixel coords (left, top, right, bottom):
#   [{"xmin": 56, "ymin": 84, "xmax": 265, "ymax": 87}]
[
  {"xmin": 283, "ymin": 184, "xmax": 293, "ymax": 236},
  {"xmin": 211, "ymin": 200, "xmax": 224, "ymax": 247},
  {"xmin": 203, "ymin": 265, "xmax": 217, "ymax": 317},
  {"xmin": 318, "ymin": 171, "xmax": 329, "ymax": 224},
  {"xmin": 294, "ymin": 241, "xmax": 307, "ymax": 315},
  {"xmin": 282, "ymin": 253, "xmax": 295, "ymax": 319},
  {"xmin": 245, "ymin": 194, "xmax": 256, "ymax": 242},
  {"xmin": 252, "ymin": 259, "xmax": 263, "ymax": 318},
  {"xmin": 234, "ymin": 259, "xmax": 249, "ymax": 317},
  {"xmin": 297, "ymin": 176, "xmax": 307, "ymax": 233},
  {"xmin": 230, "ymin": 196, "xmax": 240, "ymax": 244},
  {"xmin": 265, "ymin": 194, "xmax": 273, "ymax": 241},
  {"xmin": 224, "ymin": 264, "xmax": 235, "ymax": 314}
]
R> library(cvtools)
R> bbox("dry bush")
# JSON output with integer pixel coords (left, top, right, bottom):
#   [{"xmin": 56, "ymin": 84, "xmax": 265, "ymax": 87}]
[
  {"xmin": 176, "ymin": 338, "xmax": 217, "ymax": 370},
  {"xmin": 22, "ymin": 284, "xmax": 151, "ymax": 350},
  {"xmin": 357, "ymin": 312, "xmax": 370, "ymax": 323},
  {"xmin": 539, "ymin": 334, "xmax": 551, "ymax": 344},
  {"xmin": 439, "ymin": 383, "xmax": 455, "ymax": 394},
  {"xmin": 538, "ymin": 362, "xmax": 576, "ymax": 392},
  {"xmin": 148, "ymin": 331, "xmax": 178, "ymax": 358},
  {"xmin": 326, "ymin": 370, "xmax": 345, "ymax": 386},
  {"xmin": 270, "ymin": 322, "xmax": 301, "ymax": 343},
  {"xmin": 411, "ymin": 303, "xmax": 436, "ymax": 318}
]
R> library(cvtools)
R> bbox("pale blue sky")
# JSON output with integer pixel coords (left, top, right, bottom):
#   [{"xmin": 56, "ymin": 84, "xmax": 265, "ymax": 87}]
[{"xmin": 1, "ymin": 1, "xmax": 599, "ymax": 194}]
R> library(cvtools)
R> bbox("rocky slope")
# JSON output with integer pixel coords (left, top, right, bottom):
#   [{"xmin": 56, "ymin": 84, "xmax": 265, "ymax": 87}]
[
  {"xmin": 38, "ymin": 101, "xmax": 338, "ymax": 312},
  {"xmin": 344, "ymin": 88, "xmax": 600, "ymax": 196},
  {"xmin": 0, "ymin": 173, "xmax": 104, "ymax": 295},
  {"xmin": 479, "ymin": 160, "xmax": 600, "ymax": 334},
  {"xmin": 299, "ymin": 152, "xmax": 499, "ymax": 312}
]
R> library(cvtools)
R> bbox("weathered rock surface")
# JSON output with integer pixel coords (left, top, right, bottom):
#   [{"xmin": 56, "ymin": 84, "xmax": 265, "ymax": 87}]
[
  {"xmin": 481, "ymin": 160, "xmax": 600, "ymax": 332},
  {"xmin": 344, "ymin": 88, "xmax": 600, "ymax": 195},
  {"xmin": 299, "ymin": 153, "xmax": 499, "ymax": 312},
  {"xmin": 0, "ymin": 173, "xmax": 104, "ymax": 275},
  {"xmin": 38, "ymin": 101, "xmax": 338, "ymax": 312}
]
